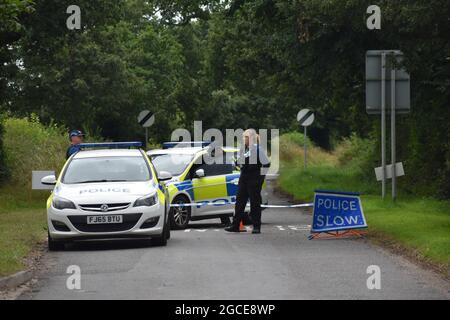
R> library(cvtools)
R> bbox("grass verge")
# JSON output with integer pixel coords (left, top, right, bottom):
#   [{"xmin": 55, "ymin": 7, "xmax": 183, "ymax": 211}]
[
  {"xmin": 0, "ymin": 187, "xmax": 48, "ymax": 277},
  {"xmin": 279, "ymin": 164, "xmax": 450, "ymax": 277}
]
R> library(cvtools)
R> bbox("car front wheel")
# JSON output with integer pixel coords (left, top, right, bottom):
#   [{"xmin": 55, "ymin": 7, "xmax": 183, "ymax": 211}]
[
  {"xmin": 48, "ymin": 232, "xmax": 65, "ymax": 251},
  {"xmin": 169, "ymin": 196, "xmax": 191, "ymax": 230},
  {"xmin": 151, "ymin": 219, "xmax": 169, "ymax": 246}
]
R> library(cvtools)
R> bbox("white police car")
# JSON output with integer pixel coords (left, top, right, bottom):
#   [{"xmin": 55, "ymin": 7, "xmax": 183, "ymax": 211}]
[
  {"xmin": 41, "ymin": 142, "xmax": 171, "ymax": 250},
  {"xmin": 147, "ymin": 144, "xmax": 268, "ymax": 229}
]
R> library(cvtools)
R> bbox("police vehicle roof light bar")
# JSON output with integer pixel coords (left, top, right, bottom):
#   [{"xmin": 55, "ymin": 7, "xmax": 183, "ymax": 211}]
[
  {"xmin": 162, "ymin": 141, "xmax": 211, "ymax": 149},
  {"xmin": 78, "ymin": 142, "xmax": 143, "ymax": 149}
]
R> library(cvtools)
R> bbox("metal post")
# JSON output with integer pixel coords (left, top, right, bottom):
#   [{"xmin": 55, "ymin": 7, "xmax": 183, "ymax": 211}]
[
  {"xmin": 381, "ymin": 52, "xmax": 386, "ymax": 199},
  {"xmin": 304, "ymin": 126, "xmax": 307, "ymax": 169},
  {"xmin": 145, "ymin": 127, "xmax": 148, "ymax": 150},
  {"xmin": 391, "ymin": 55, "xmax": 397, "ymax": 200}
]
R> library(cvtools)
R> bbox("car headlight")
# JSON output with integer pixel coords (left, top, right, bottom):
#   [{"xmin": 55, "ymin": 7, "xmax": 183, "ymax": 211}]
[
  {"xmin": 134, "ymin": 193, "xmax": 158, "ymax": 207},
  {"xmin": 52, "ymin": 196, "xmax": 76, "ymax": 210}
]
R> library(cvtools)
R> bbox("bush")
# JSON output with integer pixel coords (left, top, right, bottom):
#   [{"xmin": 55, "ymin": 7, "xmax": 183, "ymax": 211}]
[
  {"xmin": 335, "ymin": 133, "xmax": 376, "ymax": 173},
  {"xmin": 281, "ymin": 131, "xmax": 313, "ymax": 148},
  {"xmin": 3, "ymin": 115, "xmax": 68, "ymax": 188}
]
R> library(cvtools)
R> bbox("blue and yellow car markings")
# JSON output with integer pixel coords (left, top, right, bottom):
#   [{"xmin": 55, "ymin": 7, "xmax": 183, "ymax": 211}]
[
  {"xmin": 172, "ymin": 180, "xmax": 195, "ymax": 200},
  {"xmin": 225, "ymin": 173, "xmax": 240, "ymax": 198},
  {"xmin": 161, "ymin": 148, "xmax": 243, "ymax": 207}
]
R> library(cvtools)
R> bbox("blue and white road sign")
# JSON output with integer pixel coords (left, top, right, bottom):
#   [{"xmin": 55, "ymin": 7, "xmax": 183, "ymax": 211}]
[{"xmin": 311, "ymin": 190, "xmax": 367, "ymax": 233}]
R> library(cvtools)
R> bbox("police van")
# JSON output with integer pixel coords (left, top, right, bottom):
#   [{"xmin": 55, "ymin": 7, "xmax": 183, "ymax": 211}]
[
  {"xmin": 147, "ymin": 143, "xmax": 268, "ymax": 229},
  {"xmin": 41, "ymin": 142, "xmax": 172, "ymax": 250}
]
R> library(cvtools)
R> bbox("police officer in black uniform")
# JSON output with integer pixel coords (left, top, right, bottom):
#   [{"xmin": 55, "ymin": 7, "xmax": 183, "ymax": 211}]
[{"xmin": 225, "ymin": 129, "xmax": 270, "ymax": 234}]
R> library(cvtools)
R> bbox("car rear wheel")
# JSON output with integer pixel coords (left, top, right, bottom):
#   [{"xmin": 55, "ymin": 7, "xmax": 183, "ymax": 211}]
[
  {"xmin": 169, "ymin": 196, "xmax": 191, "ymax": 230},
  {"xmin": 48, "ymin": 232, "xmax": 65, "ymax": 251}
]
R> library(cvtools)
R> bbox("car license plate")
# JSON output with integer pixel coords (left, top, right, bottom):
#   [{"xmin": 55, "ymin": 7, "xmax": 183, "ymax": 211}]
[{"xmin": 87, "ymin": 215, "xmax": 123, "ymax": 224}]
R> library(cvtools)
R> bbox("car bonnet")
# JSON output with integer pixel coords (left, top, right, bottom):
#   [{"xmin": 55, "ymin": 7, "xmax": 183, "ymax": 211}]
[{"xmin": 54, "ymin": 180, "xmax": 159, "ymax": 204}]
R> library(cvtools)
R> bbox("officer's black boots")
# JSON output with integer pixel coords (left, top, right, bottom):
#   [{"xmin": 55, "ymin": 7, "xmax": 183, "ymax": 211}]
[
  {"xmin": 252, "ymin": 227, "xmax": 261, "ymax": 234},
  {"xmin": 224, "ymin": 225, "xmax": 240, "ymax": 232},
  {"xmin": 224, "ymin": 225, "xmax": 261, "ymax": 233}
]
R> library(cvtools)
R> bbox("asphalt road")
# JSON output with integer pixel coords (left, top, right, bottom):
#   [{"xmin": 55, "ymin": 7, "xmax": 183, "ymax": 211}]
[{"xmin": 19, "ymin": 183, "xmax": 449, "ymax": 300}]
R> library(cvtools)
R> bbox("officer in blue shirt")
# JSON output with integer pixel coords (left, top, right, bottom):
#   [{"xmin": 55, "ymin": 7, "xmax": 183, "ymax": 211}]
[{"xmin": 66, "ymin": 130, "xmax": 85, "ymax": 159}]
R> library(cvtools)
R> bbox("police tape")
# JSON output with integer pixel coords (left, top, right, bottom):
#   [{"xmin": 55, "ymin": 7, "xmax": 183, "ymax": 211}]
[{"xmin": 170, "ymin": 202, "xmax": 314, "ymax": 208}]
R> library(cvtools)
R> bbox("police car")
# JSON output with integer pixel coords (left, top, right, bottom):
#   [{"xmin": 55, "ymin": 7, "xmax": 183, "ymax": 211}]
[
  {"xmin": 147, "ymin": 143, "xmax": 268, "ymax": 229},
  {"xmin": 41, "ymin": 142, "xmax": 172, "ymax": 250}
]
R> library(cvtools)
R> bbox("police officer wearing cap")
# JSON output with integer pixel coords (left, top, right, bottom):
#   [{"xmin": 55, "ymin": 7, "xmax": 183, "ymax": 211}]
[
  {"xmin": 225, "ymin": 129, "xmax": 270, "ymax": 234},
  {"xmin": 66, "ymin": 130, "xmax": 85, "ymax": 159}
]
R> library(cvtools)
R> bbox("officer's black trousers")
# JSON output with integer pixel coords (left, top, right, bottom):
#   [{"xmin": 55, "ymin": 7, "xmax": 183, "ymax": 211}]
[{"xmin": 232, "ymin": 175, "xmax": 265, "ymax": 228}]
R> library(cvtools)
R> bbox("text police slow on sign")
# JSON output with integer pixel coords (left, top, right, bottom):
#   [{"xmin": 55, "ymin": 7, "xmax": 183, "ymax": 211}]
[{"xmin": 312, "ymin": 191, "xmax": 367, "ymax": 233}]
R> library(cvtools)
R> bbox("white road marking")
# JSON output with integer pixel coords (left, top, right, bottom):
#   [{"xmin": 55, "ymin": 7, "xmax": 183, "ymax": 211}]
[
  {"xmin": 182, "ymin": 225, "xmax": 311, "ymax": 233},
  {"xmin": 288, "ymin": 225, "xmax": 311, "ymax": 231}
]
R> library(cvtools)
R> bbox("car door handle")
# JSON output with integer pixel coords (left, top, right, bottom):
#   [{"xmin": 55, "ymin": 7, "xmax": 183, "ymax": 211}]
[{"xmin": 230, "ymin": 179, "xmax": 239, "ymax": 185}]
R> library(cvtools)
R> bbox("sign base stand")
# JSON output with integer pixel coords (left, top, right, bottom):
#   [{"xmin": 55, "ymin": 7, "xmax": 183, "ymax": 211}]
[{"xmin": 308, "ymin": 229, "xmax": 367, "ymax": 240}]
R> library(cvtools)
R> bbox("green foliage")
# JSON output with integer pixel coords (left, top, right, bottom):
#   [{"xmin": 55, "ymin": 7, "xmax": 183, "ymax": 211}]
[
  {"xmin": 0, "ymin": 0, "xmax": 34, "ymax": 33},
  {"xmin": 0, "ymin": 0, "xmax": 34, "ymax": 108},
  {"xmin": 281, "ymin": 131, "xmax": 313, "ymax": 148},
  {"xmin": 335, "ymin": 133, "xmax": 377, "ymax": 174},
  {"xmin": 279, "ymin": 132, "xmax": 378, "ymax": 197},
  {"xmin": 201, "ymin": 0, "xmax": 449, "ymax": 198},
  {"xmin": 2, "ymin": 115, "xmax": 68, "ymax": 188},
  {"xmin": 0, "ymin": 0, "xmax": 448, "ymax": 198},
  {"xmin": 7, "ymin": 1, "xmax": 185, "ymax": 142}
]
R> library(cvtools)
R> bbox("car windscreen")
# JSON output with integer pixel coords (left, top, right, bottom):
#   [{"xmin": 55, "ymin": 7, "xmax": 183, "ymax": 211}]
[
  {"xmin": 150, "ymin": 154, "xmax": 194, "ymax": 176},
  {"xmin": 63, "ymin": 156, "xmax": 151, "ymax": 184}
]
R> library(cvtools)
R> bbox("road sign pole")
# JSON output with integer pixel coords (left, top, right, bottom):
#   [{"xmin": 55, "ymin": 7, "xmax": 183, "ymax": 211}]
[
  {"xmin": 137, "ymin": 110, "xmax": 155, "ymax": 150},
  {"xmin": 391, "ymin": 57, "xmax": 397, "ymax": 201},
  {"xmin": 366, "ymin": 50, "xmax": 409, "ymax": 199},
  {"xmin": 145, "ymin": 127, "xmax": 148, "ymax": 150},
  {"xmin": 296, "ymin": 108, "xmax": 314, "ymax": 170},
  {"xmin": 304, "ymin": 126, "xmax": 307, "ymax": 169},
  {"xmin": 381, "ymin": 52, "xmax": 386, "ymax": 199}
]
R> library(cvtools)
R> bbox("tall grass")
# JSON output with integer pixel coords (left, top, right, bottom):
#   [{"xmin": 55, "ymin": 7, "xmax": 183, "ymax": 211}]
[
  {"xmin": 279, "ymin": 131, "xmax": 337, "ymax": 168},
  {"xmin": 0, "ymin": 116, "xmax": 109, "ymax": 276},
  {"xmin": 2, "ymin": 115, "xmax": 68, "ymax": 189},
  {"xmin": 0, "ymin": 115, "xmax": 8, "ymax": 183},
  {"xmin": 279, "ymin": 132, "xmax": 378, "ymax": 195}
]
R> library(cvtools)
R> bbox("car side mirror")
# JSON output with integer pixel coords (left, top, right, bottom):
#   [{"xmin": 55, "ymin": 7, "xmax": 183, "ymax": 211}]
[
  {"xmin": 41, "ymin": 175, "xmax": 57, "ymax": 185},
  {"xmin": 194, "ymin": 168, "xmax": 205, "ymax": 178},
  {"xmin": 158, "ymin": 171, "xmax": 172, "ymax": 181}
]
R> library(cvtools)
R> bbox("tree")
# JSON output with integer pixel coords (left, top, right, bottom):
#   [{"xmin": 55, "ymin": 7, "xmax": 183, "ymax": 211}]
[
  {"xmin": 0, "ymin": 0, "xmax": 34, "ymax": 183},
  {"xmin": 7, "ymin": 1, "xmax": 184, "ymax": 141}
]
